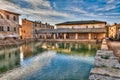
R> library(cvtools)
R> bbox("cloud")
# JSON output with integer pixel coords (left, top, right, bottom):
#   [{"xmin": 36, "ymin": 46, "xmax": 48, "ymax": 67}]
[
  {"xmin": 107, "ymin": 0, "xmax": 115, "ymax": 4},
  {"xmin": 0, "ymin": 0, "xmax": 73, "ymax": 24},
  {"xmin": 96, "ymin": 5, "xmax": 116, "ymax": 11},
  {"xmin": 24, "ymin": 0, "xmax": 52, "ymax": 9},
  {"xmin": 68, "ymin": 7, "xmax": 99, "ymax": 18},
  {"xmin": 53, "ymin": 2, "xmax": 57, "ymax": 8},
  {"xmin": 94, "ymin": 0, "xmax": 118, "ymax": 12},
  {"xmin": 70, "ymin": 7, "xmax": 87, "ymax": 14},
  {"xmin": 0, "ymin": 0, "xmax": 119, "ymax": 24}
]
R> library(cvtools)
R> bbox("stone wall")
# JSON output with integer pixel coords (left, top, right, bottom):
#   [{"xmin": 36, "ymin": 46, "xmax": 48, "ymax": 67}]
[{"xmin": 89, "ymin": 39, "xmax": 120, "ymax": 80}]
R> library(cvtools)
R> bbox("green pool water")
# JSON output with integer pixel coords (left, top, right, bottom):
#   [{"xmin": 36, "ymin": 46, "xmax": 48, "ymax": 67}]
[{"xmin": 0, "ymin": 42, "xmax": 100, "ymax": 80}]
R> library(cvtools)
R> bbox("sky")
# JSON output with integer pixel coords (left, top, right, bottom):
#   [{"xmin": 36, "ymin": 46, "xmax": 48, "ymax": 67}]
[{"xmin": 0, "ymin": 0, "xmax": 120, "ymax": 25}]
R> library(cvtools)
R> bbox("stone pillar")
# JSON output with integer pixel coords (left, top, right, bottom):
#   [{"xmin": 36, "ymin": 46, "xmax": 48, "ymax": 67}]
[
  {"xmin": 103, "ymin": 33, "xmax": 106, "ymax": 38},
  {"xmin": 75, "ymin": 33, "xmax": 78, "ymax": 40},
  {"xmin": 64, "ymin": 33, "xmax": 66, "ymax": 39},
  {"xmin": 53, "ymin": 33, "xmax": 56, "ymax": 39},
  {"xmin": 88, "ymin": 33, "xmax": 91, "ymax": 40},
  {"xmin": 44, "ymin": 34, "xmax": 46, "ymax": 39}
]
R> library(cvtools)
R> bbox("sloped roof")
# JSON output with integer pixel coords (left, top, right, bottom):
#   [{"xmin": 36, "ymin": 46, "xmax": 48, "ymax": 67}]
[
  {"xmin": 0, "ymin": 9, "xmax": 20, "ymax": 15},
  {"xmin": 109, "ymin": 24, "xmax": 120, "ymax": 28},
  {"xmin": 35, "ymin": 28, "xmax": 106, "ymax": 34},
  {"xmin": 56, "ymin": 20, "xmax": 106, "ymax": 25}
]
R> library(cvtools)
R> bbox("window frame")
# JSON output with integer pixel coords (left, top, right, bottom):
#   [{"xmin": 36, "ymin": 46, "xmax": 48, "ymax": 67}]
[
  {"xmin": 7, "ymin": 26, "xmax": 10, "ymax": 31},
  {"xmin": 6, "ymin": 15, "xmax": 9, "ymax": 20},
  {"xmin": 13, "ymin": 16, "xmax": 16, "ymax": 21},
  {"xmin": 14, "ymin": 27, "xmax": 16, "ymax": 31}
]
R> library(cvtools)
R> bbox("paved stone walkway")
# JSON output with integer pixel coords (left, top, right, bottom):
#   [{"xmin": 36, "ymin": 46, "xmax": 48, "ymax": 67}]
[{"xmin": 89, "ymin": 40, "xmax": 120, "ymax": 80}]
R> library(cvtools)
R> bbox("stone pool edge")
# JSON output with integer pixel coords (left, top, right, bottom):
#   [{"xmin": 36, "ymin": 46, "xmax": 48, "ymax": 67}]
[{"xmin": 89, "ymin": 39, "xmax": 120, "ymax": 80}]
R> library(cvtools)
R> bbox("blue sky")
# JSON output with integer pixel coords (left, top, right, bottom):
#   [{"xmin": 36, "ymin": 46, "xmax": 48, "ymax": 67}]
[{"xmin": 0, "ymin": 0, "xmax": 120, "ymax": 25}]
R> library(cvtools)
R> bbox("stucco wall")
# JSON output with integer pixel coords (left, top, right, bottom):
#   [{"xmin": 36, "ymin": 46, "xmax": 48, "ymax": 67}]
[
  {"xmin": 56, "ymin": 23, "xmax": 106, "ymax": 29},
  {"xmin": 0, "ymin": 10, "xmax": 20, "ymax": 38}
]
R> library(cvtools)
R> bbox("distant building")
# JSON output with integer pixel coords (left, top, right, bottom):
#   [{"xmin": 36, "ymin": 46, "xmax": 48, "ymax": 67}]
[
  {"xmin": 56, "ymin": 20, "xmax": 106, "ymax": 29},
  {"xmin": 36, "ymin": 20, "xmax": 107, "ymax": 41},
  {"xmin": 20, "ymin": 19, "xmax": 54, "ymax": 39},
  {"xmin": 55, "ymin": 20, "xmax": 106, "ymax": 40},
  {"xmin": 108, "ymin": 24, "xmax": 120, "ymax": 39},
  {"xmin": 0, "ymin": 9, "xmax": 20, "ymax": 39},
  {"xmin": 20, "ymin": 19, "xmax": 33, "ymax": 39}
]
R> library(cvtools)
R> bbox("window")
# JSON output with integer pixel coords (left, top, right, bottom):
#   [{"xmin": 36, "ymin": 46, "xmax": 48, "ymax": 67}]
[
  {"xmin": 119, "ymin": 29, "xmax": 120, "ymax": 31},
  {"xmin": 0, "ymin": 26, "xmax": 4, "ymax": 31},
  {"xmin": 14, "ymin": 27, "xmax": 16, "ymax": 31},
  {"xmin": 86, "ymin": 26, "xmax": 88, "ymax": 28},
  {"xmin": 13, "ymin": 16, "xmax": 16, "ymax": 21},
  {"xmin": 2, "ymin": 26, "xmax": 4, "ymax": 31},
  {"xmin": 7, "ymin": 15, "xmax": 9, "ymax": 19},
  {"xmin": 0, "ymin": 14, "xmax": 3, "ymax": 19},
  {"xmin": 0, "ymin": 26, "xmax": 2, "ymax": 31},
  {"xmin": 7, "ymin": 26, "xmax": 10, "ymax": 31},
  {"xmin": 34, "ymin": 21, "xmax": 37, "ymax": 27}
]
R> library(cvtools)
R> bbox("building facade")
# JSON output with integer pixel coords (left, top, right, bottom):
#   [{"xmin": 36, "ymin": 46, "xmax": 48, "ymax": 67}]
[
  {"xmin": 20, "ymin": 19, "xmax": 33, "ymax": 39},
  {"xmin": 36, "ymin": 20, "xmax": 107, "ymax": 41},
  {"xmin": 0, "ymin": 9, "xmax": 20, "ymax": 39},
  {"xmin": 20, "ymin": 19, "xmax": 54, "ymax": 39},
  {"xmin": 108, "ymin": 24, "xmax": 120, "ymax": 39},
  {"xmin": 55, "ymin": 20, "xmax": 106, "ymax": 40}
]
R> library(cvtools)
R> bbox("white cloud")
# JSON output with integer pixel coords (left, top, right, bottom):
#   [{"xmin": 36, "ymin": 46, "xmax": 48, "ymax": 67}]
[
  {"xmin": 96, "ymin": 0, "xmax": 117, "ymax": 11},
  {"xmin": 70, "ymin": 7, "xmax": 87, "ymax": 14},
  {"xmin": 96, "ymin": 5, "xmax": 116, "ymax": 11},
  {"xmin": 24, "ymin": 0, "xmax": 52, "ymax": 9},
  {"xmin": 107, "ymin": 0, "xmax": 115, "ymax": 4},
  {"xmin": 0, "ymin": 0, "xmax": 74, "ymax": 24},
  {"xmin": 69, "ymin": 7, "xmax": 99, "ymax": 17}
]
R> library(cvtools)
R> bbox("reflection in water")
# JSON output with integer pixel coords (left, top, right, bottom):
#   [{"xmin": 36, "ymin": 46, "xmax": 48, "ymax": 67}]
[
  {"xmin": 0, "ymin": 51, "xmax": 56, "ymax": 80},
  {"xmin": 0, "ymin": 42, "xmax": 100, "ymax": 80},
  {"xmin": 0, "ymin": 47, "xmax": 20, "ymax": 74},
  {"xmin": 20, "ymin": 46, "xmax": 24, "ymax": 63},
  {"xmin": 41, "ymin": 42, "xmax": 100, "ymax": 57}
]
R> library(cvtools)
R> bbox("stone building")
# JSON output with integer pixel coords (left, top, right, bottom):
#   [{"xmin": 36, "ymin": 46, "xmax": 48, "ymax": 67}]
[
  {"xmin": 108, "ymin": 24, "xmax": 120, "ymax": 39},
  {"xmin": 0, "ymin": 9, "xmax": 20, "ymax": 39},
  {"xmin": 36, "ymin": 20, "xmax": 106, "ymax": 41},
  {"xmin": 20, "ymin": 19, "xmax": 33, "ymax": 39},
  {"xmin": 20, "ymin": 19, "xmax": 54, "ymax": 39}
]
